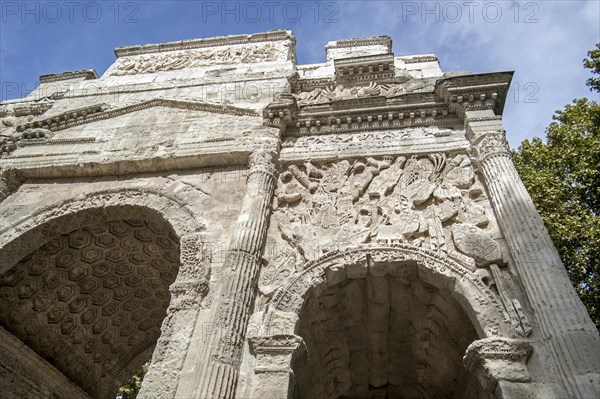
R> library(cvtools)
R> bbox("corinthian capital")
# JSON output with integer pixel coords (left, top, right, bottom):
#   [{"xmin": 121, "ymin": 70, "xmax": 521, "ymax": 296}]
[
  {"xmin": 248, "ymin": 147, "xmax": 278, "ymax": 179},
  {"xmin": 474, "ymin": 132, "xmax": 511, "ymax": 163}
]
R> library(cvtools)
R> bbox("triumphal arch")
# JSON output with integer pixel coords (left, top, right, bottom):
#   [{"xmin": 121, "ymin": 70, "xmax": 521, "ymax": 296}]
[{"xmin": 0, "ymin": 31, "xmax": 598, "ymax": 399}]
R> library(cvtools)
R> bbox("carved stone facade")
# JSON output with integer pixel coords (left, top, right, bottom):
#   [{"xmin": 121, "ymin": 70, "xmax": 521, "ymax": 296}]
[{"xmin": 0, "ymin": 31, "xmax": 598, "ymax": 399}]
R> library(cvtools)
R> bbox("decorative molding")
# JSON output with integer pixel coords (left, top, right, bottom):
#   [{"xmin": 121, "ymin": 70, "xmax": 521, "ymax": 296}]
[
  {"xmin": 267, "ymin": 244, "xmax": 511, "ymax": 337},
  {"xmin": 435, "ymin": 72, "xmax": 513, "ymax": 117},
  {"xmin": 325, "ymin": 36, "xmax": 392, "ymax": 52},
  {"xmin": 39, "ymin": 69, "xmax": 98, "ymax": 83},
  {"xmin": 16, "ymin": 98, "xmax": 258, "ymax": 133},
  {"xmin": 13, "ymin": 102, "xmax": 53, "ymax": 116},
  {"xmin": 109, "ymin": 42, "xmax": 290, "ymax": 76},
  {"xmin": 286, "ymin": 109, "xmax": 457, "ymax": 137},
  {"xmin": 263, "ymin": 93, "xmax": 298, "ymax": 130},
  {"xmin": 334, "ymin": 53, "xmax": 396, "ymax": 84},
  {"xmin": 400, "ymin": 55, "xmax": 439, "ymax": 64},
  {"xmin": 114, "ymin": 30, "xmax": 294, "ymax": 57}
]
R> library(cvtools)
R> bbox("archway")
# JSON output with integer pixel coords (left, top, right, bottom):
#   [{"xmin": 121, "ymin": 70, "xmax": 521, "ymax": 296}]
[
  {"xmin": 0, "ymin": 190, "xmax": 203, "ymax": 399},
  {"xmin": 251, "ymin": 245, "xmax": 530, "ymax": 399},
  {"xmin": 294, "ymin": 261, "xmax": 485, "ymax": 398}
]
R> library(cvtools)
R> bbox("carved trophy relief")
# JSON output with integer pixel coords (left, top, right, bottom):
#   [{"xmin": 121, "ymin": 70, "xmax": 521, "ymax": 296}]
[
  {"xmin": 293, "ymin": 79, "xmax": 439, "ymax": 106},
  {"xmin": 108, "ymin": 42, "xmax": 286, "ymax": 76},
  {"xmin": 260, "ymin": 152, "xmax": 510, "ymax": 300}
]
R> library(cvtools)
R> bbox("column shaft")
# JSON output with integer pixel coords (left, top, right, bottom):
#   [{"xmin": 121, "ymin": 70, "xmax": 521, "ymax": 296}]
[
  {"xmin": 466, "ymin": 110, "xmax": 599, "ymax": 398},
  {"xmin": 193, "ymin": 150, "xmax": 277, "ymax": 398}
]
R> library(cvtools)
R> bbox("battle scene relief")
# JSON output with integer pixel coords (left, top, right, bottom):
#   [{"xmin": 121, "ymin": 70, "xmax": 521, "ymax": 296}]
[{"xmin": 260, "ymin": 152, "xmax": 507, "ymax": 296}]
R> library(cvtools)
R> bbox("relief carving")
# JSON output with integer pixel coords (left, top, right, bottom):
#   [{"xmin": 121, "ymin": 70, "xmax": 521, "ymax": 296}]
[
  {"xmin": 294, "ymin": 79, "xmax": 438, "ymax": 106},
  {"xmin": 475, "ymin": 132, "xmax": 511, "ymax": 162},
  {"xmin": 108, "ymin": 42, "xmax": 286, "ymax": 76},
  {"xmin": 261, "ymin": 152, "xmax": 506, "ymax": 297},
  {"xmin": 0, "ymin": 168, "xmax": 23, "ymax": 202},
  {"xmin": 489, "ymin": 264, "xmax": 532, "ymax": 337}
]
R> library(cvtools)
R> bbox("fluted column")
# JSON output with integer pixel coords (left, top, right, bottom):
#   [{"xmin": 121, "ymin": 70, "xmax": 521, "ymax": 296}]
[
  {"xmin": 192, "ymin": 148, "xmax": 278, "ymax": 398},
  {"xmin": 465, "ymin": 109, "xmax": 600, "ymax": 398}
]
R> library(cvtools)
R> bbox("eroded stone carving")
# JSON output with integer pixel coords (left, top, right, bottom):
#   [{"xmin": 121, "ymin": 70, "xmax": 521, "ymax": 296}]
[
  {"xmin": 265, "ymin": 152, "xmax": 502, "ymax": 292},
  {"xmin": 108, "ymin": 42, "xmax": 287, "ymax": 76},
  {"xmin": 293, "ymin": 79, "xmax": 444, "ymax": 106},
  {"xmin": 451, "ymin": 223, "xmax": 502, "ymax": 265},
  {"xmin": 2, "ymin": 30, "xmax": 597, "ymax": 399},
  {"xmin": 0, "ymin": 168, "xmax": 23, "ymax": 202},
  {"xmin": 464, "ymin": 337, "xmax": 534, "ymax": 392},
  {"xmin": 489, "ymin": 264, "xmax": 532, "ymax": 337}
]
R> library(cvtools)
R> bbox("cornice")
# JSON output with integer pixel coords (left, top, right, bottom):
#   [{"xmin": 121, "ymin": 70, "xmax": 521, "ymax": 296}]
[
  {"xmin": 114, "ymin": 30, "xmax": 294, "ymax": 57},
  {"xmin": 435, "ymin": 72, "xmax": 514, "ymax": 116},
  {"xmin": 266, "ymin": 90, "xmax": 458, "ymax": 137},
  {"xmin": 400, "ymin": 55, "xmax": 439, "ymax": 64},
  {"xmin": 335, "ymin": 53, "xmax": 396, "ymax": 84},
  {"xmin": 325, "ymin": 36, "xmax": 392, "ymax": 52},
  {"xmin": 39, "ymin": 69, "xmax": 98, "ymax": 83},
  {"xmin": 17, "ymin": 98, "xmax": 258, "ymax": 133},
  {"xmin": 262, "ymin": 72, "xmax": 511, "ymax": 138}
]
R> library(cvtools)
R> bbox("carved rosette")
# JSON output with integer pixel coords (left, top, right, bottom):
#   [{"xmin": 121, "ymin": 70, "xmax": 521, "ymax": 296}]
[{"xmin": 464, "ymin": 338, "xmax": 533, "ymax": 392}]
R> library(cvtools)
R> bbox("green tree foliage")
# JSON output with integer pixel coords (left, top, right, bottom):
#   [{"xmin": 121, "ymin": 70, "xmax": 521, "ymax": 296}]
[
  {"xmin": 513, "ymin": 45, "xmax": 600, "ymax": 328},
  {"xmin": 584, "ymin": 43, "xmax": 600, "ymax": 93},
  {"xmin": 116, "ymin": 361, "xmax": 149, "ymax": 399}
]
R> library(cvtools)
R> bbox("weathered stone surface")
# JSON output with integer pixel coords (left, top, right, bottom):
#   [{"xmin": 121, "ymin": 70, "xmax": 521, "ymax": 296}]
[
  {"xmin": 451, "ymin": 223, "xmax": 503, "ymax": 265},
  {"xmin": 0, "ymin": 30, "xmax": 597, "ymax": 399}
]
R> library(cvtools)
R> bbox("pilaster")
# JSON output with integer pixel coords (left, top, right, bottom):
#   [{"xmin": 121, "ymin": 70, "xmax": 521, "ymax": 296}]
[
  {"xmin": 248, "ymin": 334, "xmax": 307, "ymax": 399},
  {"xmin": 137, "ymin": 233, "xmax": 211, "ymax": 399}
]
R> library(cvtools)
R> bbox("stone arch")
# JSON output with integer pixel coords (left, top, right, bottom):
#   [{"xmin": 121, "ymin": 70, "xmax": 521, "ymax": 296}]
[
  {"xmin": 267, "ymin": 244, "xmax": 512, "ymax": 339},
  {"xmin": 0, "ymin": 187, "xmax": 203, "ymax": 272},
  {"xmin": 250, "ymin": 244, "xmax": 524, "ymax": 399},
  {"xmin": 0, "ymin": 188, "xmax": 206, "ymax": 399}
]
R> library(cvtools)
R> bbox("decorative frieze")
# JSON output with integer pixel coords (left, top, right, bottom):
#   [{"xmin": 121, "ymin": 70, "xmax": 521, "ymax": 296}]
[
  {"xmin": 114, "ymin": 30, "xmax": 294, "ymax": 57},
  {"xmin": 108, "ymin": 42, "xmax": 289, "ymax": 76}
]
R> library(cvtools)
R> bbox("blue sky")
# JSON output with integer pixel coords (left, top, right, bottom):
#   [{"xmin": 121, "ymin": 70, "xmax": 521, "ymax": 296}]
[{"xmin": 1, "ymin": 0, "xmax": 599, "ymax": 148}]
